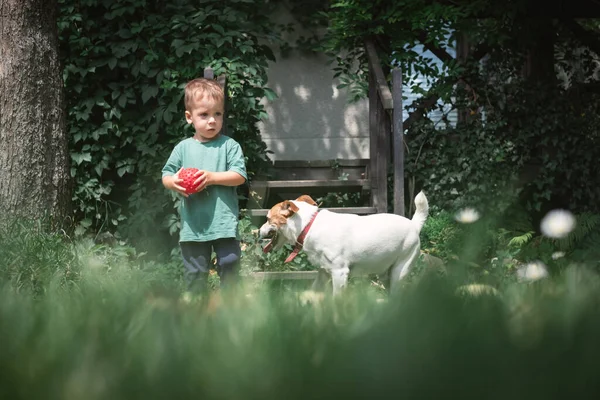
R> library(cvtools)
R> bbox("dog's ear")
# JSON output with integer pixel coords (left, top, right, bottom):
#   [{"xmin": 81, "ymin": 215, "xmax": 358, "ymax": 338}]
[
  {"xmin": 295, "ymin": 195, "xmax": 317, "ymax": 206},
  {"xmin": 280, "ymin": 200, "xmax": 299, "ymax": 217}
]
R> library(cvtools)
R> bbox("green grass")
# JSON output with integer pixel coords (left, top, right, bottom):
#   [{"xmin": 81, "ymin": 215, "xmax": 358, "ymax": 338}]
[{"xmin": 2, "ymin": 220, "xmax": 600, "ymax": 399}]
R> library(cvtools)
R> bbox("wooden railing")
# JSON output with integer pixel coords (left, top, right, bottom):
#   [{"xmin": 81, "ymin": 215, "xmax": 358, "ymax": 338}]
[{"xmin": 365, "ymin": 39, "xmax": 405, "ymax": 216}]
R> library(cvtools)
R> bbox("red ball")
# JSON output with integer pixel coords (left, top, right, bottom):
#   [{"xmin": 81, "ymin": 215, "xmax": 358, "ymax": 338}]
[{"xmin": 179, "ymin": 168, "xmax": 201, "ymax": 194}]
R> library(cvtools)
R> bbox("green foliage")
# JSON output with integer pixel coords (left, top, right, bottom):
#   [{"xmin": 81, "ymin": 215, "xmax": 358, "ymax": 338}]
[
  {"xmin": 0, "ymin": 219, "xmax": 80, "ymax": 296},
  {"xmin": 420, "ymin": 211, "xmax": 464, "ymax": 261},
  {"xmin": 4, "ymin": 247, "xmax": 600, "ymax": 398},
  {"xmin": 487, "ymin": 210, "xmax": 600, "ymax": 279},
  {"xmin": 507, "ymin": 231, "xmax": 534, "ymax": 248},
  {"xmin": 58, "ymin": 0, "xmax": 281, "ymax": 248},
  {"xmin": 556, "ymin": 212, "xmax": 600, "ymax": 252},
  {"xmin": 320, "ymin": 0, "xmax": 600, "ymax": 215},
  {"xmin": 238, "ymin": 217, "xmax": 315, "ymax": 273},
  {"xmin": 0, "ymin": 217, "xmax": 179, "ymax": 297},
  {"xmin": 321, "ymin": 0, "xmax": 487, "ymax": 101},
  {"xmin": 555, "ymin": 212, "xmax": 600, "ymax": 267},
  {"xmin": 403, "ymin": 52, "xmax": 600, "ymax": 215}
]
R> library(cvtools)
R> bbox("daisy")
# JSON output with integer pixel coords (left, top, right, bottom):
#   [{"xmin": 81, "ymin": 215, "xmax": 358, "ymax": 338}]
[
  {"xmin": 455, "ymin": 207, "xmax": 480, "ymax": 224},
  {"xmin": 540, "ymin": 209, "xmax": 576, "ymax": 239},
  {"xmin": 516, "ymin": 261, "xmax": 549, "ymax": 282}
]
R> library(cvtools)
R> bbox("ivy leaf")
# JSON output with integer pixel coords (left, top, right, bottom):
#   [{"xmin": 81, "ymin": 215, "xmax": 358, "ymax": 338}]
[
  {"xmin": 118, "ymin": 94, "xmax": 128, "ymax": 108},
  {"xmin": 171, "ymin": 39, "xmax": 185, "ymax": 48},
  {"xmin": 213, "ymin": 24, "xmax": 225, "ymax": 35},
  {"xmin": 117, "ymin": 165, "xmax": 134, "ymax": 177},
  {"xmin": 72, "ymin": 152, "xmax": 92, "ymax": 165},
  {"xmin": 164, "ymin": 110, "xmax": 173, "ymax": 124},
  {"xmin": 263, "ymin": 88, "xmax": 278, "ymax": 101},
  {"xmin": 141, "ymin": 85, "xmax": 159, "ymax": 104}
]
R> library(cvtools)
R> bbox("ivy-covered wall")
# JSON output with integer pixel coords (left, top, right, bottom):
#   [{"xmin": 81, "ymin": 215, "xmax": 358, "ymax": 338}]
[{"xmin": 59, "ymin": 0, "xmax": 281, "ymax": 253}]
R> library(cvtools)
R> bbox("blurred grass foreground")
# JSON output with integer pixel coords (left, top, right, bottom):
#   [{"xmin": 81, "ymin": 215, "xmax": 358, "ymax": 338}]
[{"xmin": 2, "ymin": 220, "xmax": 600, "ymax": 399}]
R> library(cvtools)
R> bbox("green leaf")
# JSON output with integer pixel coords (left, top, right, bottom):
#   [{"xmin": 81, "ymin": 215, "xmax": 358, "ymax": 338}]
[
  {"xmin": 164, "ymin": 110, "xmax": 173, "ymax": 124},
  {"xmin": 71, "ymin": 152, "xmax": 92, "ymax": 165},
  {"xmin": 263, "ymin": 88, "xmax": 277, "ymax": 101},
  {"xmin": 118, "ymin": 94, "xmax": 128, "ymax": 108},
  {"xmin": 141, "ymin": 85, "xmax": 159, "ymax": 104},
  {"xmin": 213, "ymin": 24, "xmax": 225, "ymax": 35}
]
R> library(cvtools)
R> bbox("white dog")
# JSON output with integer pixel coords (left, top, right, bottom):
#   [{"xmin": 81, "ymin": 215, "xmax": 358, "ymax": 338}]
[{"xmin": 259, "ymin": 192, "xmax": 429, "ymax": 295}]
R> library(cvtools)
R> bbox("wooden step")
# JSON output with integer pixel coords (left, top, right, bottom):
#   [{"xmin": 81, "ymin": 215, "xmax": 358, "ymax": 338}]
[
  {"xmin": 248, "ymin": 271, "xmax": 318, "ymax": 280},
  {"xmin": 251, "ymin": 179, "xmax": 369, "ymax": 192},
  {"xmin": 246, "ymin": 207, "xmax": 377, "ymax": 217},
  {"xmin": 272, "ymin": 159, "xmax": 368, "ymax": 168},
  {"xmin": 259, "ymin": 159, "xmax": 369, "ymax": 181}
]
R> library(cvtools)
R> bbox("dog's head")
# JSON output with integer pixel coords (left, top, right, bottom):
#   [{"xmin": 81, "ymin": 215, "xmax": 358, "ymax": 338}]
[{"xmin": 259, "ymin": 195, "xmax": 318, "ymax": 253}]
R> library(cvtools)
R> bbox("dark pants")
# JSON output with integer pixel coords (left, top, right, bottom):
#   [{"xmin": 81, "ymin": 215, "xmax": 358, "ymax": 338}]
[{"xmin": 180, "ymin": 238, "xmax": 241, "ymax": 292}]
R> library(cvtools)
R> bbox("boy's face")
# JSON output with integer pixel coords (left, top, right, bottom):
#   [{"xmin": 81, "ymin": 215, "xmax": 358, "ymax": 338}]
[{"xmin": 185, "ymin": 95, "xmax": 224, "ymax": 142}]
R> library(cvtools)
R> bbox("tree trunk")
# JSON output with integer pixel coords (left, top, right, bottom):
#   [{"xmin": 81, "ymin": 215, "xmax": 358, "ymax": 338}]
[{"xmin": 0, "ymin": 0, "xmax": 71, "ymax": 228}]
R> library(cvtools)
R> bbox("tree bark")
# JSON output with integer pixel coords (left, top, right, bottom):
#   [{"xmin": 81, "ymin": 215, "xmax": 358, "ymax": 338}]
[{"xmin": 0, "ymin": 0, "xmax": 71, "ymax": 228}]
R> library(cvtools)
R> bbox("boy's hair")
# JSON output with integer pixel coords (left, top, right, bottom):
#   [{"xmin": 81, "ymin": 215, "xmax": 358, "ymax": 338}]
[{"xmin": 184, "ymin": 78, "xmax": 224, "ymax": 110}]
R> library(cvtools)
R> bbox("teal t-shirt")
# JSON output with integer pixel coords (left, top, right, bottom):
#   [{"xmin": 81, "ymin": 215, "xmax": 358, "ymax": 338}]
[{"xmin": 162, "ymin": 135, "xmax": 247, "ymax": 242}]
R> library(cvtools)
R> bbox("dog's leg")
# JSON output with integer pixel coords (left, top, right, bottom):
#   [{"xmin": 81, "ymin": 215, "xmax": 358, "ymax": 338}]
[
  {"xmin": 311, "ymin": 268, "xmax": 330, "ymax": 292},
  {"xmin": 389, "ymin": 247, "xmax": 420, "ymax": 292},
  {"xmin": 330, "ymin": 266, "xmax": 350, "ymax": 296}
]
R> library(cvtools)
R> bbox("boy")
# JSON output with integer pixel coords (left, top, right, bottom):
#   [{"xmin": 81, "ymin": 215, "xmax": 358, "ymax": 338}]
[{"xmin": 162, "ymin": 78, "xmax": 247, "ymax": 292}]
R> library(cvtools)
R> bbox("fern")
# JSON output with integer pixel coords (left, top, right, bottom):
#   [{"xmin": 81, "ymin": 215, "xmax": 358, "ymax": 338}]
[
  {"xmin": 557, "ymin": 212, "xmax": 600, "ymax": 252},
  {"xmin": 508, "ymin": 231, "xmax": 534, "ymax": 248}
]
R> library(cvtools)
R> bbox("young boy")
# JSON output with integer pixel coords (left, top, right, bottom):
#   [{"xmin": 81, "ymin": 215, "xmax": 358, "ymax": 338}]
[{"xmin": 162, "ymin": 78, "xmax": 247, "ymax": 292}]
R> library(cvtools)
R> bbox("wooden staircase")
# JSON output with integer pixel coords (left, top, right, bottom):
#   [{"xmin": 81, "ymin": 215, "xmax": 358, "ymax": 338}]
[
  {"xmin": 246, "ymin": 159, "xmax": 378, "ymax": 220},
  {"xmin": 246, "ymin": 39, "xmax": 407, "ymax": 224},
  {"xmin": 200, "ymin": 65, "xmax": 388, "ymax": 224}
]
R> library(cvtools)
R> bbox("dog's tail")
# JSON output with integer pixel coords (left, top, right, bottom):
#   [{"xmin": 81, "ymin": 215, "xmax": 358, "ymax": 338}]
[{"xmin": 411, "ymin": 191, "xmax": 429, "ymax": 232}]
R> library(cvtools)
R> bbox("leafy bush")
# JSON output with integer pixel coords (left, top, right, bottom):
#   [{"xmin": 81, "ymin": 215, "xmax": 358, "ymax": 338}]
[
  {"xmin": 0, "ymin": 219, "xmax": 80, "ymax": 296},
  {"xmin": 420, "ymin": 211, "xmax": 464, "ymax": 261},
  {"xmin": 495, "ymin": 211, "xmax": 600, "ymax": 275},
  {"xmin": 320, "ymin": 0, "xmax": 600, "ymax": 216},
  {"xmin": 238, "ymin": 217, "xmax": 315, "ymax": 274},
  {"xmin": 0, "ymin": 218, "xmax": 177, "ymax": 296}
]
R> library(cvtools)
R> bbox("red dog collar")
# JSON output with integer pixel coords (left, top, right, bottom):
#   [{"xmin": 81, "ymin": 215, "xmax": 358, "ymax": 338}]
[{"xmin": 285, "ymin": 211, "xmax": 320, "ymax": 263}]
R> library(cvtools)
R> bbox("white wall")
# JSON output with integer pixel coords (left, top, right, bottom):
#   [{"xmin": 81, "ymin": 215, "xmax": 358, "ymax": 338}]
[
  {"xmin": 259, "ymin": 6, "xmax": 458, "ymax": 161},
  {"xmin": 259, "ymin": 5, "xmax": 369, "ymax": 161}
]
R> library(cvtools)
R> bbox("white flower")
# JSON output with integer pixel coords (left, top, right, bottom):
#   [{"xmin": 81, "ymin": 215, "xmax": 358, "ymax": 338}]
[
  {"xmin": 540, "ymin": 209, "xmax": 576, "ymax": 239},
  {"xmin": 455, "ymin": 208, "xmax": 480, "ymax": 223},
  {"xmin": 551, "ymin": 251, "xmax": 566, "ymax": 260},
  {"xmin": 298, "ymin": 290, "xmax": 325, "ymax": 306},
  {"xmin": 456, "ymin": 284, "xmax": 499, "ymax": 297},
  {"xmin": 516, "ymin": 261, "xmax": 549, "ymax": 282}
]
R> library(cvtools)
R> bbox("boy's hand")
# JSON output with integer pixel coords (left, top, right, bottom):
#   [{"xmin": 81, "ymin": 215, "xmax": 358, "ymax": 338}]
[
  {"xmin": 194, "ymin": 170, "xmax": 212, "ymax": 192},
  {"xmin": 192, "ymin": 170, "xmax": 245, "ymax": 189},
  {"xmin": 166, "ymin": 168, "xmax": 195, "ymax": 197}
]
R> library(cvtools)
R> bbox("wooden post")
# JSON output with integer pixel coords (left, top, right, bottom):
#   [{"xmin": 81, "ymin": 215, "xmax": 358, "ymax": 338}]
[
  {"xmin": 368, "ymin": 68, "xmax": 389, "ymax": 214},
  {"xmin": 203, "ymin": 67, "xmax": 214, "ymax": 79},
  {"xmin": 368, "ymin": 69, "xmax": 378, "ymax": 212},
  {"xmin": 366, "ymin": 40, "xmax": 390, "ymax": 214},
  {"xmin": 392, "ymin": 68, "xmax": 405, "ymax": 216}
]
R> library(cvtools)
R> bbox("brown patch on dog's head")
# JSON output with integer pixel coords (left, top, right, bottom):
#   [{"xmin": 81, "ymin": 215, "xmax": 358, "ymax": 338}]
[
  {"xmin": 266, "ymin": 200, "xmax": 299, "ymax": 227},
  {"xmin": 262, "ymin": 200, "xmax": 300, "ymax": 254},
  {"xmin": 295, "ymin": 195, "xmax": 318, "ymax": 206}
]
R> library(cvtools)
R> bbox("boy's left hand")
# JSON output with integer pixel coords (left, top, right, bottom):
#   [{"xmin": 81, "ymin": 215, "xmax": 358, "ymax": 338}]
[{"xmin": 194, "ymin": 170, "xmax": 213, "ymax": 192}]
